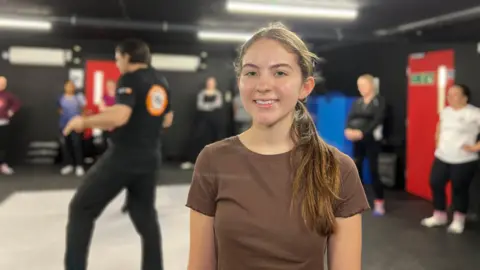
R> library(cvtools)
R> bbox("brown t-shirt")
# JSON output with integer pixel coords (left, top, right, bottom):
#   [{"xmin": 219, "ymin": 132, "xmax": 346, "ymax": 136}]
[{"xmin": 186, "ymin": 136, "xmax": 369, "ymax": 270}]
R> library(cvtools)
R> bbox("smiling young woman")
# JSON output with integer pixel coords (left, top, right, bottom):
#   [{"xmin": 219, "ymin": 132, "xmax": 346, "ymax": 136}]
[{"xmin": 186, "ymin": 22, "xmax": 369, "ymax": 270}]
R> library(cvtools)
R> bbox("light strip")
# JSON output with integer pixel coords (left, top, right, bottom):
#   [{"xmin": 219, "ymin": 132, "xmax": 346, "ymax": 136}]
[
  {"xmin": 150, "ymin": 53, "xmax": 200, "ymax": 72},
  {"xmin": 5, "ymin": 46, "xmax": 68, "ymax": 66},
  {"xmin": 226, "ymin": 1, "xmax": 358, "ymax": 19},
  {"xmin": 437, "ymin": 65, "xmax": 447, "ymax": 114},
  {"xmin": 0, "ymin": 18, "xmax": 52, "ymax": 31},
  {"xmin": 197, "ymin": 31, "xmax": 252, "ymax": 43}
]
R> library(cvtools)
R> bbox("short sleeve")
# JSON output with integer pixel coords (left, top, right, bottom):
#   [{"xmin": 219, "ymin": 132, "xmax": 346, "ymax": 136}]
[
  {"xmin": 334, "ymin": 156, "xmax": 370, "ymax": 218},
  {"xmin": 186, "ymin": 146, "xmax": 217, "ymax": 217},
  {"xmin": 115, "ymin": 74, "xmax": 136, "ymax": 108},
  {"xmin": 158, "ymin": 75, "xmax": 172, "ymax": 114},
  {"xmin": 472, "ymin": 107, "xmax": 480, "ymax": 127}
]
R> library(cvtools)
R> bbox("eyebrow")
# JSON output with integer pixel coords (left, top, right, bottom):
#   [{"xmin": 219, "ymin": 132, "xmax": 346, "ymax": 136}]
[{"xmin": 242, "ymin": 63, "xmax": 293, "ymax": 70}]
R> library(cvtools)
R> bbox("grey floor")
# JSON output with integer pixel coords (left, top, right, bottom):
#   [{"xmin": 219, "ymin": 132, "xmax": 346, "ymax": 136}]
[{"xmin": 1, "ymin": 165, "xmax": 479, "ymax": 270}]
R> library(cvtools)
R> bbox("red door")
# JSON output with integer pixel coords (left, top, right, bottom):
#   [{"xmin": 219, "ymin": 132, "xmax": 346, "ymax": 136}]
[
  {"xmin": 406, "ymin": 50, "xmax": 455, "ymax": 202},
  {"xmin": 84, "ymin": 60, "xmax": 120, "ymax": 138}
]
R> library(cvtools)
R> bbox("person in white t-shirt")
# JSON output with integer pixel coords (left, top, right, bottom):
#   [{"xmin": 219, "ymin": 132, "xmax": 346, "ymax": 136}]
[{"xmin": 421, "ymin": 84, "xmax": 480, "ymax": 234}]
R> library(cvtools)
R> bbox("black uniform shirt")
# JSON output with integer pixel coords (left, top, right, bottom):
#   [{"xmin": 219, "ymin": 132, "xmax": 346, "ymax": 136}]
[
  {"xmin": 110, "ymin": 67, "xmax": 171, "ymax": 171},
  {"xmin": 346, "ymin": 95, "xmax": 386, "ymax": 138}
]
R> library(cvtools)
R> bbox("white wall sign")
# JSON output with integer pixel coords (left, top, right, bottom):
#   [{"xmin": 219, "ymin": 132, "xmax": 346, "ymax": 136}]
[{"xmin": 69, "ymin": 68, "xmax": 84, "ymax": 89}]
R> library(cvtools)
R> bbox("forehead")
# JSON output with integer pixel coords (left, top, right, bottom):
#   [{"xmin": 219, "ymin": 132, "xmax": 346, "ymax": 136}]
[
  {"xmin": 449, "ymin": 86, "xmax": 462, "ymax": 94},
  {"xmin": 242, "ymin": 39, "xmax": 297, "ymax": 67},
  {"xmin": 357, "ymin": 77, "xmax": 371, "ymax": 84}
]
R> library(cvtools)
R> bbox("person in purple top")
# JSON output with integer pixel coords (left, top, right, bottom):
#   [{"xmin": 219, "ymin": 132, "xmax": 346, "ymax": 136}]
[
  {"xmin": 99, "ymin": 79, "xmax": 117, "ymax": 111},
  {"xmin": 0, "ymin": 76, "xmax": 21, "ymax": 175},
  {"xmin": 58, "ymin": 80, "xmax": 86, "ymax": 177}
]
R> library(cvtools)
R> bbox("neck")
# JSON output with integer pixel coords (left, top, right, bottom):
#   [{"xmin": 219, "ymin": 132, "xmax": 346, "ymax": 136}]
[
  {"xmin": 240, "ymin": 113, "xmax": 294, "ymax": 155},
  {"xmin": 363, "ymin": 93, "xmax": 375, "ymax": 103},
  {"xmin": 452, "ymin": 103, "xmax": 467, "ymax": 110},
  {"xmin": 127, "ymin": 63, "xmax": 148, "ymax": 73}
]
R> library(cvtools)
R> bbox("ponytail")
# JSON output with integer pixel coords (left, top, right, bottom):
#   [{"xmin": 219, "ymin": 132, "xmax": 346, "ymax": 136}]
[{"xmin": 290, "ymin": 100, "xmax": 341, "ymax": 236}]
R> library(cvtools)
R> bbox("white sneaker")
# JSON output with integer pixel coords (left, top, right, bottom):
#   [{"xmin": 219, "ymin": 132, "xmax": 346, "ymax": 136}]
[
  {"xmin": 1, "ymin": 164, "xmax": 14, "ymax": 175},
  {"xmin": 180, "ymin": 162, "xmax": 194, "ymax": 170},
  {"xmin": 61, "ymin": 165, "xmax": 74, "ymax": 175},
  {"xmin": 75, "ymin": 166, "xmax": 85, "ymax": 177},
  {"xmin": 447, "ymin": 220, "xmax": 465, "ymax": 234},
  {"xmin": 421, "ymin": 215, "xmax": 448, "ymax": 228}
]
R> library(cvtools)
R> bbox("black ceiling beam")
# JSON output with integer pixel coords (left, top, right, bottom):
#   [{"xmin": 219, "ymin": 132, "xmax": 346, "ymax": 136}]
[{"xmin": 0, "ymin": 14, "xmax": 377, "ymax": 43}]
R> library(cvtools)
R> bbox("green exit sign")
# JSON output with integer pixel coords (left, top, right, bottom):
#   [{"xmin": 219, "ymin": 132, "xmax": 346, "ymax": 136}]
[{"xmin": 410, "ymin": 72, "xmax": 435, "ymax": 85}]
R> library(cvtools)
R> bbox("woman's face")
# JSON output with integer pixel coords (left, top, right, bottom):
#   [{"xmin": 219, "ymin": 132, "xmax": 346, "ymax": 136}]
[
  {"xmin": 64, "ymin": 81, "xmax": 75, "ymax": 94},
  {"xmin": 106, "ymin": 81, "xmax": 116, "ymax": 96},
  {"xmin": 447, "ymin": 85, "xmax": 467, "ymax": 107},
  {"xmin": 357, "ymin": 77, "xmax": 374, "ymax": 97},
  {"xmin": 238, "ymin": 38, "xmax": 313, "ymax": 128},
  {"xmin": 206, "ymin": 77, "xmax": 217, "ymax": 89}
]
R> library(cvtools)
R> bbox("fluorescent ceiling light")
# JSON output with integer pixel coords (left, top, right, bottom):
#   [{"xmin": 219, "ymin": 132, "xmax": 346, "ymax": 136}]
[
  {"xmin": 226, "ymin": 1, "xmax": 358, "ymax": 20},
  {"xmin": 150, "ymin": 53, "xmax": 200, "ymax": 72},
  {"xmin": 3, "ymin": 46, "xmax": 69, "ymax": 67},
  {"xmin": 0, "ymin": 18, "xmax": 52, "ymax": 31},
  {"xmin": 197, "ymin": 31, "xmax": 252, "ymax": 43}
]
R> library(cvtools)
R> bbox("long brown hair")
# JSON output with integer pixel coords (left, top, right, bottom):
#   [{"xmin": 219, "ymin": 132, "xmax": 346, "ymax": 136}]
[{"xmin": 234, "ymin": 23, "xmax": 341, "ymax": 236}]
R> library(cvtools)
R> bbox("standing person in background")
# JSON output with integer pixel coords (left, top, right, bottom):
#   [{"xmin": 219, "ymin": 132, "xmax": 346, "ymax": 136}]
[
  {"xmin": 421, "ymin": 84, "xmax": 480, "ymax": 234},
  {"xmin": 0, "ymin": 76, "xmax": 21, "ymax": 175},
  {"xmin": 180, "ymin": 76, "xmax": 224, "ymax": 170},
  {"xmin": 232, "ymin": 89, "xmax": 252, "ymax": 134},
  {"xmin": 345, "ymin": 74, "xmax": 386, "ymax": 216},
  {"xmin": 58, "ymin": 80, "xmax": 86, "ymax": 177}
]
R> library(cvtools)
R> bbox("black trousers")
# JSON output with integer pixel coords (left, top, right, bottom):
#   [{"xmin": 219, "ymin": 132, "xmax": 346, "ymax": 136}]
[
  {"xmin": 186, "ymin": 112, "xmax": 225, "ymax": 163},
  {"xmin": 61, "ymin": 131, "xmax": 83, "ymax": 166},
  {"xmin": 65, "ymin": 150, "xmax": 163, "ymax": 270},
  {"xmin": 430, "ymin": 158, "xmax": 478, "ymax": 214},
  {"xmin": 353, "ymin": 137, "xmax": 384, "ymax": 200},
  {"xmin": 0, "ymin": 125, "xmax": 9, "ymax": 164}
]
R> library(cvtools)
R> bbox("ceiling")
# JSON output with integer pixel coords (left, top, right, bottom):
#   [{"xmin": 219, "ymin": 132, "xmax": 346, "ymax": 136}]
[{"xmin": 1, "ymin": 0, "xmax": 480, "ymax": 49}]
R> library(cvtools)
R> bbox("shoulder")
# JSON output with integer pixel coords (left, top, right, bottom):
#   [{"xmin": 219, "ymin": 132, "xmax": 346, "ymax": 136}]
[
  {"xmin": 465, "ymin": 104, "xmax": 480, "ymax": 118},
  {"xmin": 466, "ymin": 104, "xmax": 480, "ymax": 113},
  {"xmin": 201, "ymin": 136, "xmax": 242, "ymax": 159},
  {"xmin": 331, "ymin": 147, "xmax": 357, "ymax": 178},
  {"xmin": 373, "ymin": 95, "xmax": 385, "ymax": 106}
]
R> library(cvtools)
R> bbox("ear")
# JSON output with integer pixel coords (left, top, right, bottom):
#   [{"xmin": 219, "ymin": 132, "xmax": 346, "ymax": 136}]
[{"xmin": 299, "ymin": 76, "xmax": 315, "ymax": 100}]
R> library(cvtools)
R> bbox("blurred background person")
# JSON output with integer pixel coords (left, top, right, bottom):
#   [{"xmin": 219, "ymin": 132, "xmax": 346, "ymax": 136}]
[
  {"xmin": 58, "ymin": 80, "xmax": 85, "ymax": 176},
  {"xmin": 345, "ymin": 74, "xmax": 386, "ymax": 216},
  {"xmin": 0, "ymin": 76, "xmax": 21, "ymax": 175},
  {"xmin": 180, "ymin": 76, "xmax": 224, "ymax": 170},
  {"xmin": 421, "ymin": 84, "xmax": 480, "ymax": 234}
]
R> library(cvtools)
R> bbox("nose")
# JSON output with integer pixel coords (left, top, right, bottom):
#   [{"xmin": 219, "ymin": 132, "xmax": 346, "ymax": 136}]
[{"xmin": 256, "ymin": 73, "xmax": 273, "ymax": 93}]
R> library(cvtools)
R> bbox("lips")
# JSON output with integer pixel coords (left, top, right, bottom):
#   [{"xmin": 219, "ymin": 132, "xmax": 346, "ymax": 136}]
[
  {"xmin": 255, "ymin": 100, "xmax": 276, "ymax": 105},
  {"xmin": 253, "ymin": 99, "xmax": 278, "ymax": 108}
]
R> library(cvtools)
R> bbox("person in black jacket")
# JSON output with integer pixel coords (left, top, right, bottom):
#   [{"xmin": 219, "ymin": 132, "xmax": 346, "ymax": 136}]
[{"xmin": 345, "ymin": 74, "xmax": 386, "ymax": 216}]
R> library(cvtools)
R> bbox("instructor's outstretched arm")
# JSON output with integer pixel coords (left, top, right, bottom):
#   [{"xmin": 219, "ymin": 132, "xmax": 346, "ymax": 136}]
[{"xmin": 83, "ymin": 104, "xmax": 132, "ymax": 130}]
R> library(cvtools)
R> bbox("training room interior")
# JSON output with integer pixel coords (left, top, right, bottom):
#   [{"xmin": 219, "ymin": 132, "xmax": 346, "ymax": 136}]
[{"xmin": 1, "ymin": 0, "xmax": 480, "ymax": 269}]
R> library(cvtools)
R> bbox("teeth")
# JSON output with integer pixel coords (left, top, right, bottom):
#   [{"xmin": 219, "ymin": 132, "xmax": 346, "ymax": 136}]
[{"xmin": 256, "ymin": 100, "xmax": 274, "ymax": 105}]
